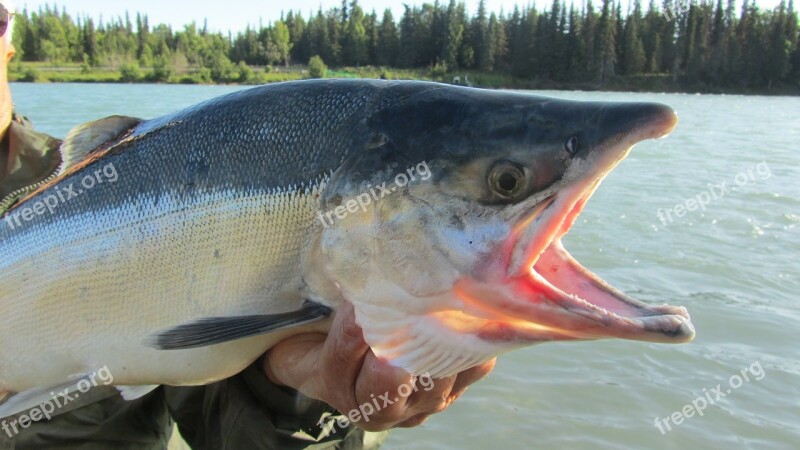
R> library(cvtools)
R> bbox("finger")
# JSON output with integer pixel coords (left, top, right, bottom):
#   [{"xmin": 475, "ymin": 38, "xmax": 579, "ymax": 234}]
[
  {"xmin": 263, "ymin": 332, "xmax": 327, "ymax": 395},
  {"xmin": 400, "ymin": 374, "xmax": 456, "ymax": 415},
  {"xmin": 355, "ymin": 352, "xmax": 414, "ymax": 406},
  {"xmin": 348, "ymin": 352, "xmax": 415, "ymax": 427},
  {"xmin": 318, "ymin": 301, "xmax": 372, "ymax": 409},
  {"xmin": 397, "ymin": 359, "xmax": 495, "ymax": 419},
  {"xmin": 395, "ymin": 412, "xmax": 432, "ymax": 428},
  {"xmin": 448, "ymin": 358, "xmax": 496, "ymax": 402}
]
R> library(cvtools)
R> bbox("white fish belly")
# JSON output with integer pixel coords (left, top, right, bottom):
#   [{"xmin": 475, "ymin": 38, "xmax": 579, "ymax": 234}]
[{"xmin": 0, "ymin": 185, "xmax": 323, "ymax": 392}]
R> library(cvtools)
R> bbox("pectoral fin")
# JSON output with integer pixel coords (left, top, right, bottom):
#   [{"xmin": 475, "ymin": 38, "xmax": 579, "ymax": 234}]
[{"xmin": 147, "ymin": 302, "xmax": 332, "ymax": 350}]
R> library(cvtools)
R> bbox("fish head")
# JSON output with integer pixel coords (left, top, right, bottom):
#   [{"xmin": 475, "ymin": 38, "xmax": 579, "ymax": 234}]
[{"xmin": 313, "ymin": 85, "xmax": 694, "ymax": 378}]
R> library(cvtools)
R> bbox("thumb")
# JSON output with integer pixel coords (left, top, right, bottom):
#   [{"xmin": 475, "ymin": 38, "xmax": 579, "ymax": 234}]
[{"xmin": 263, "ymin": 331, "xmax": 326, "ymax": 395}]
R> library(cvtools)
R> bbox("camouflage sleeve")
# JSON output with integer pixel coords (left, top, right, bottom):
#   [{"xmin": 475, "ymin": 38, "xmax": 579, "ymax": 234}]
[
  {"xmin": 163, "ymin": 360, "xmax": 387, "ymax": 450},
  {"xmin": 0, "ymin": 115, "xmax": 62, "ymax": 213},
  {"xmin": 0, "ymin": 388, "xmax": 172, "ymax": 450},
  {"xmin": 0, "ymin": 362, "xmax": 387, "ymax": 450}
]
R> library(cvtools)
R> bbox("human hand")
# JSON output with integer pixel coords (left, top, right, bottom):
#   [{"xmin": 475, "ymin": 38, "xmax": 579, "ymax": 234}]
[{"xmin": 263, "ymin": 301, "xmax": 495, "ymax": 431}]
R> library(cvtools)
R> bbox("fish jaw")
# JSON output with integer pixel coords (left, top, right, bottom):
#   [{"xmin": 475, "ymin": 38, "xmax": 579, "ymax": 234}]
[{"xmin": 455, "ymin": 101, "xmax": 695, "ymax": 345}]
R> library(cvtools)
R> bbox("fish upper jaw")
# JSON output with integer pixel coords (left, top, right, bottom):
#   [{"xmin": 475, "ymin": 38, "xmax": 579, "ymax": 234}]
[{"xmin": 507, "ymin": 101, "xmax": 679, "ymax": 280}]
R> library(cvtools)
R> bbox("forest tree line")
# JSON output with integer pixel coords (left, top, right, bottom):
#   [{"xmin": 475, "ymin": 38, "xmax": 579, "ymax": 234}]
[{"xmin": 10, "ymin": 0, "xmax": 800, "ymax": 90}]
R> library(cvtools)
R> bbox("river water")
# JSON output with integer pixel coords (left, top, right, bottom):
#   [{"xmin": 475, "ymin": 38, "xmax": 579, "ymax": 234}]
[{"xmin": 10, "ymin": 82, "xmax": 799, "ymax": 450}]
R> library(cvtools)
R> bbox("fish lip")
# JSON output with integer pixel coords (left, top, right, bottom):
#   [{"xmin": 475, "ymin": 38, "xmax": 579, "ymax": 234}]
[{"xmin": 461, "ymin": 103, "xmax": 694, "ymax": 343}]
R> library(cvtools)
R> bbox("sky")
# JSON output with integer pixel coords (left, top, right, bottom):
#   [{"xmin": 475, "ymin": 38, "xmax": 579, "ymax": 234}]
[{"xmin": 17, "ymin": 0, "xmax": 785, "ymax": 34}]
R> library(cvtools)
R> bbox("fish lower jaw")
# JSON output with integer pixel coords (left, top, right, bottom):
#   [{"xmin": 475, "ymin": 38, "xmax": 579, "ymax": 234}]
[
  {"xmin": 526, "ymin": 219, "xmax": 694, "ymax": 342},
  {"xmin": 453, "ymin": 235, "xmax": 695, "ymax": 344}
]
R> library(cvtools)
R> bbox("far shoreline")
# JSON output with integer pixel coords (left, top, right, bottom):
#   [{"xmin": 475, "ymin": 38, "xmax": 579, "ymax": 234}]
[{"xmin": 10, "ymin": 63, "xmax": 800, "ymax": 97}]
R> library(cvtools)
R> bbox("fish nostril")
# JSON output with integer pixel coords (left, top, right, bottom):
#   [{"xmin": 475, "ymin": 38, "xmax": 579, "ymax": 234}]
[
  {"xmin": 366, "ymin": 133, "xmax": 389, "ymax": 149},
  {"xmin": 565, "ymin": 136, "xmax": 579, "ymax": 156}
]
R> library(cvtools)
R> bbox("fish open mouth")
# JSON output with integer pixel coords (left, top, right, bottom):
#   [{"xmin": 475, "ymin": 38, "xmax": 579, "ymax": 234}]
[{"xmin": 453, "ymin": 104, "xmax": 695, "ymax": 345}]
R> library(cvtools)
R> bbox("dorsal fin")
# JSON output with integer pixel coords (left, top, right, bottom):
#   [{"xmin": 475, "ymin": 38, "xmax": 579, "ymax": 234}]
[{"xmin": 59, "ymin": 115, "xmax": 141, "ymax": 174}]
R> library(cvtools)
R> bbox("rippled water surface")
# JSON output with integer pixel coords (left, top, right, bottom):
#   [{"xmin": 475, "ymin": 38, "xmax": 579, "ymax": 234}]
[{"xmin": 10, "ymin": 83, "xmax": 799, "ymax": 450}]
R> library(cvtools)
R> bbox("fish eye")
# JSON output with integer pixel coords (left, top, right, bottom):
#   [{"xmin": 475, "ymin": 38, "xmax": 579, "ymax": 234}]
[
  {"xmin": 565, "ymin": 136, "xmax": 579, "ymax": 156},
  {"xmin": 489, "ymin": 160, "xmax": 527, "ymax": 199}
]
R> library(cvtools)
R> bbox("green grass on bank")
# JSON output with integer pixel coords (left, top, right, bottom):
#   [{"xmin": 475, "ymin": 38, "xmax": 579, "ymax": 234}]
[
  {"xmin": 8, "ymin": 61, "xmax": 800, "ymax": 95},
  {"xmin": 8, "ymin": 61, "xmax": 307, "ymax": 85},
  {"xmin": 0, "ymin": 61, "xmax": 581, "ymax": 90}
]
